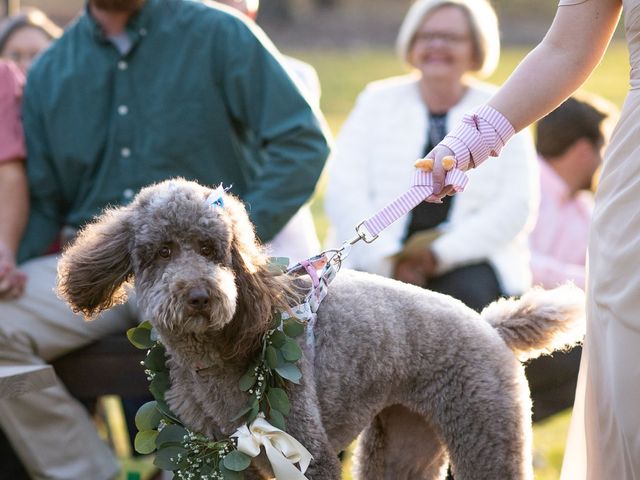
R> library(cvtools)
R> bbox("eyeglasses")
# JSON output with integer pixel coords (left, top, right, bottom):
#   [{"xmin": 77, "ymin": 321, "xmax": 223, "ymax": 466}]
[{"xmin": 413, "ymin": 32, "xmax": 471, "ymax": 45}]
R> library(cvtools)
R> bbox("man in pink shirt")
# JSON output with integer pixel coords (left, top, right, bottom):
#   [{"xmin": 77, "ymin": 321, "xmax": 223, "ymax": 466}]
[
  {"xmin": 0, "ymin": 59, "xmax": 27, "ymax": 300},
  {"xmin": 526, "ymin": 94, "xmax": 615, "ymax": 422},
  {"xmin": 530, "ymin": 94, "xmax": 615, "ymax": 290}
]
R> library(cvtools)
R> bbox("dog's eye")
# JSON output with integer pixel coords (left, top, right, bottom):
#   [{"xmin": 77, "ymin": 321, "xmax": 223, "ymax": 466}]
[
  {"xmin": 158, "ymin": 246, "xmax": 172, "ymax": 258},
  {"xmin": 200, "ymin": 245, "xmax": 213, "ymax": 257}
]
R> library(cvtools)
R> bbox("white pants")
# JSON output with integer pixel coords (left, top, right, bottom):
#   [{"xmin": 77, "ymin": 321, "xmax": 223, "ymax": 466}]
[{"xmin": 0, "ymin": 255, "xmax": 139, "ymax": 480}]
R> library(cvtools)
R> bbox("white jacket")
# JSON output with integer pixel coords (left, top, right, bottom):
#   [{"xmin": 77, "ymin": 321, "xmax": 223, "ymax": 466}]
[{"xmin": 324, "ymin": 74, "xmax": 539, "ymax": 295}]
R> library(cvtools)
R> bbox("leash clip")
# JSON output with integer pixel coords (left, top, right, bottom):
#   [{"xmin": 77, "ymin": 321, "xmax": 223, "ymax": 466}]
[{"xmin": 350, "ymin": 221, "xmax": 378, "ymax": 245}]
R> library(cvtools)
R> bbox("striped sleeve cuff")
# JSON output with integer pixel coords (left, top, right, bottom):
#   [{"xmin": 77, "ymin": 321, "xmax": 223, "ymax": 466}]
[{"xmin": 441, "ymin": 105, "xmax": 515, "ymax": 170}]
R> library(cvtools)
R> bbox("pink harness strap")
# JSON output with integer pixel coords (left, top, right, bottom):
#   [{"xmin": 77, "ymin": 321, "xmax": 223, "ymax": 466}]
[{"xmin": 300, "ymin": 260, "xmax": 320, "ymax": 289}]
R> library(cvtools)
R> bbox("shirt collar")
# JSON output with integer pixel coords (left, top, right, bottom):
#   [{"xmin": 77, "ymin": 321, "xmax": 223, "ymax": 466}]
[
  {"xmin": 538, "ymin": 155, "xmax": 572, "ymax": 203},
  {"xmin": 81, "ymin": 0, "xmax": 154, "ymax": 48}
]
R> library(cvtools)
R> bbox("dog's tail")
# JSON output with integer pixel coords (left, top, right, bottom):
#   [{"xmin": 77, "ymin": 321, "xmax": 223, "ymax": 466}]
[{"xmin": 481, "ymin": 284, "xmax": 585, "ymax": 361}]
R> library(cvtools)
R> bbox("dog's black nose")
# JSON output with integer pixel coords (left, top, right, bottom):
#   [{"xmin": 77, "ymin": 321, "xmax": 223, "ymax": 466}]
[{"xmin": 187, "ymin": 287, "xmax": 210, "ymax": 311}]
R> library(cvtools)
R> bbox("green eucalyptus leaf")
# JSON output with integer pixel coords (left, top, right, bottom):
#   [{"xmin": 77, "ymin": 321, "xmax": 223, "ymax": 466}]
[
  {"xmin": 268, "ymin": 409, "xmax": 286, "ymax": 431},
  {"xmin": 156, "ymin": 424, "xmax": 189, "ymax": 448},
  {"xmin": 135, "ymin": 401, "xmax": 163, "ymax": 431},
  {"xmin": 275, "ymin": 348, "xmax": 286, "ymax": 367},
  {"xmin": 280, "ymin": 339, "xmax": 302, "ymax": 362},
  {"xmin": 266, "ymin": 346, "xmax": 279, "ymax": 369},
  {"xmin": 154, "ymin": 398, "xmax": 180, "ymax": 425},
  {"xmin": 134, "ymin": 430, "xmax": 159, "ymax": 455},
  {"xmin": 267, "ymin": 388, "xmax": 290, "ymax": 415},
  {"xmin": 275, "ymin": 363, "xmax": 302, "ymax": 384},
  {"xmin": 153, "ymin": 445, "xmax": 187, "ymax": 470},
  {"xmin": 231, "ymin": 400, "xmax": 255, "ymax": 421},
  {"xmin": 223, "ymin": 450, "xmax": 252, "ymax": 472},
  {"xmin": 150, "ymin": 371, "xmax": 171, "ymax": 400},
  {"xmin": 127, "ymin": 325, "xmax": 154, "ymax": 350},
  {"xmin": 220, "ymin": 464, "xmax": 243, "ymax": 480},
  {"xmin": 144, "ymin": 344, "xmax": 168, "ymax": 371},
  {"xmin": 200, "ymin": 464, "xmax": 216, "ymax": 475},
  {"xmin": 269, "ymin": 330, "xmax": 287, "ymax": 348},
  {"xmin": 283, "ymin": 319, "xmax": 305, "ymax": 338},
  {"xmin": 247, "ymin": 402, "xmax": 260, "ymax": 423},
  {"xmin": 270, "ymin": 313, "xmax": 283, "ymax": 329},
  {"xmin": 238, "ymin": 368, "xmax": 257, "ymax": 392}
]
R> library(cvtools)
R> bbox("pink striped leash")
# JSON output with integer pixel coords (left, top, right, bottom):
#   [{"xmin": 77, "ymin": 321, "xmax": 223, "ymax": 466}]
[{"xmin": 353, "ymin": 167, "xmax": 469, "ymax": 242}]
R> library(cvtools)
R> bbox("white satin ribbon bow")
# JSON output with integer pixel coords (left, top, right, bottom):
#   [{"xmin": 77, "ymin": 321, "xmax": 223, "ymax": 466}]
[{"xmin": 232, "ymin": 415, "xmax": 313, "ymax": 479}]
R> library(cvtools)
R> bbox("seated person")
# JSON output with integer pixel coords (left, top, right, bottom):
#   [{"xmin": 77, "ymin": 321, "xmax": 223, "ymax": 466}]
[
  {"xmin": 0, "ymin": 59, "xmax": 29, "ymax": 480},
  {"xmin": 325, "ymin": 0, "xmax": 538, "ymax": 312},
  {"xmin": 529, "ymin": 93, "xmax": 617, "ymax": 290},
  {"xmin": 0, "ymin": 7, "xmax": 62, "ymax": 74}
]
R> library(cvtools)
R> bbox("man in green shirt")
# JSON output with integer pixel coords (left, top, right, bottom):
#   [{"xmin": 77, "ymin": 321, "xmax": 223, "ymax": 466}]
[{"xmin": 0, "ymin": 0, "xmax": 330, "ymax": 477}]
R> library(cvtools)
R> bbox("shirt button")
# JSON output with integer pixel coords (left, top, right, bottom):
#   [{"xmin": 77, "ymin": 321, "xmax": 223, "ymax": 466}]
[
  {"xmin": 118, "ymin": 60, "xmax": 128, "ymax": 70},
  {"xmin": 139, "ymin": 28, "xmax": 147, "ymax": 36},
  {"xmin": 123, "ymin": 189, "xmax": 134, "ymax": 200},
  {"xmin": 121, "ymin": 147, "xmax": 131, "ymax": 158},
  {"xmin": 118, "ymin": 105, "xmax": 128, "ymax": 115}
]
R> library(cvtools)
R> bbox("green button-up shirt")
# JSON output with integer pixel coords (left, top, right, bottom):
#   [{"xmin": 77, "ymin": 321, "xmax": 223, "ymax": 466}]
[{"xmin": 19, "ymin": 0, "xmax": 330, "ymax": 263}]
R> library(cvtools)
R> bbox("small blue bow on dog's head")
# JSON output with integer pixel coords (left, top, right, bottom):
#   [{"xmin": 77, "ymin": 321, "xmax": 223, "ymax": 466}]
[{"xmin": 205, "ymin": 184, "xmax": 231, "ymax": 209}]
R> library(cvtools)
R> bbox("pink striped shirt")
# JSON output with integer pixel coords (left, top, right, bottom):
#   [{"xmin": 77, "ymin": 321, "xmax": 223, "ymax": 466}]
[
  {"xmin": 0, "ymin": 60, "xmax": 25, "ymax": 164},
  {"xmin": 529, "ymin": 158, "xmax": 593, "ymax": 289}
]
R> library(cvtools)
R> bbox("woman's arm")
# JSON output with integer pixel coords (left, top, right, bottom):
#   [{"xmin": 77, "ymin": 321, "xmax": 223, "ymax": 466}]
[
  {"xmin": 428, "ymin": 0, "xmax": 622, "ymax": 191},
  {"xmin": 491, "ymin": 0, "xmax": 622, "ymax": 131}
]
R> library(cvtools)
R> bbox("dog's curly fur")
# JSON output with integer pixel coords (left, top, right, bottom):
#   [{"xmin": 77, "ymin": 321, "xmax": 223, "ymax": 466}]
[{"xmin": 58, "ymin": 178, "xmax": 585, "ymax": 480}]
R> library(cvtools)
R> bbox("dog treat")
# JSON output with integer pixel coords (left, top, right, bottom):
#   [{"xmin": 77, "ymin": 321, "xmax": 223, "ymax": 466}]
[
  {"xmin": 442, "ymin": 155, "xmax": 456, "ymax": 170},
  {"xmin": 414, "ymin": 158, "xmax": 433, "ymax": 171},
  {"xmin": 414, "ymin": 156, "xmax": 456, "ymax": 172}
]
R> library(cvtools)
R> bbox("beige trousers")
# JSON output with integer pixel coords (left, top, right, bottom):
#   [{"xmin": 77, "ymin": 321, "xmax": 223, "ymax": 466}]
[{"xmin": 0, "ymin": 255, "xmax": 139, "ymax": 480}]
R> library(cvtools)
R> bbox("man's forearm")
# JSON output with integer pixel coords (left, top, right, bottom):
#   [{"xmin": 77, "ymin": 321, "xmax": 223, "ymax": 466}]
[{"xmin": 0, "ymin": 161, "xmax": 29, "ymax": 255}]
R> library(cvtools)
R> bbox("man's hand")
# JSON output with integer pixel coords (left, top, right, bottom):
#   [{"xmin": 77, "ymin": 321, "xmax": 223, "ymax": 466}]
[{"xmin": 0, "ymin": 242, "xmax": 27, "ymax": 299}]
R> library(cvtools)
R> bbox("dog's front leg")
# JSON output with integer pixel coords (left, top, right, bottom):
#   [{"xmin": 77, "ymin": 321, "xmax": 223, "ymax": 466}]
[{"xmin": 285, "ymin": 361, "xmax": 341, "ymax": 479}]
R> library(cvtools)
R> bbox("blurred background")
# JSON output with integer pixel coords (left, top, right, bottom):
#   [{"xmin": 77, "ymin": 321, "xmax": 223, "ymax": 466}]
[{"xmin": 0, "ymin": 1, "xmax": 628, "ymax": 479}]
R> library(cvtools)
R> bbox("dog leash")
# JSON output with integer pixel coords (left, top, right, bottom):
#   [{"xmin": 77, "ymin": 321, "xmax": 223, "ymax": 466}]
[
  {"xmin": 284, "ymin": 166, "xmax": 470, "ymax": 339},
  {"xmin": 354, "ymin": 166, "xmax": 468, "ymax": 241},
  {"xmin": 283, "ymin": 166, "xmax": 469, "ymax": 339}
]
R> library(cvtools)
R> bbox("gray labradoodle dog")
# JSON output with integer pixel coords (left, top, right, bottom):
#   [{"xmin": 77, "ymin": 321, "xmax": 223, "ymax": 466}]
[{"xmin": 58, "ymin": 178, "xmax": 585, "ymax": 480}]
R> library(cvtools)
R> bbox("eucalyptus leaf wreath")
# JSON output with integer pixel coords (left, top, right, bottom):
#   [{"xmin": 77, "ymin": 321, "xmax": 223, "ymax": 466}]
[{"xmin": 126, "ymin": 258, "xmax": 308, "ymax": 480}]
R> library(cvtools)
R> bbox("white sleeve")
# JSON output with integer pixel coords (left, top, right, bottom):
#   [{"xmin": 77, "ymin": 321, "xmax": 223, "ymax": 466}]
[{"xmin": 324, "ymin": 88, "xmax": 400, "ymax": 275}]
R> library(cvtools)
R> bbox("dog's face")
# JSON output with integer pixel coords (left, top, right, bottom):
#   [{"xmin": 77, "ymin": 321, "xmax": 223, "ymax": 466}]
[
  {"xmin": 129, "ymin": 182, "xmax": 239, "ymax": 335},
  {"xmin": 58, "ymin": 179, "xmax": 279, "ymax": 349}
]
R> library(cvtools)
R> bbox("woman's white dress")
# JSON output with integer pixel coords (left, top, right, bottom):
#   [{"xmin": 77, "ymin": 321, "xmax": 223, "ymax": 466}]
[{"xmin": 561, "ymin": 0, "xmax": 640, "ymax": 478}]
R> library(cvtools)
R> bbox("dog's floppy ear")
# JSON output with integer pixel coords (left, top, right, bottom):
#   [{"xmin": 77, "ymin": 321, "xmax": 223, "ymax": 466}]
[
  {"xmin": 57, "ymin": 206, "xmax": 134, "ymax": 320},
  {"xmin": 220, "ymin": 197, "xmax": 291, "ymax": 360}
]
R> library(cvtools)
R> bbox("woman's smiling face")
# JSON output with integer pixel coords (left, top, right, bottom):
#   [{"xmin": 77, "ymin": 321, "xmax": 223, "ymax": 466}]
[{"xmin": 408, "ymin": 5, "xmax": 477, "ymax": 83}]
